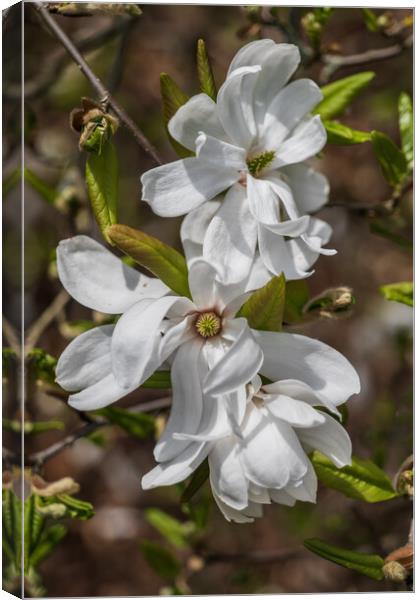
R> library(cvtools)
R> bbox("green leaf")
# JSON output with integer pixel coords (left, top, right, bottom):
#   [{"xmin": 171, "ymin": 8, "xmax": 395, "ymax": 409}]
[
  {"xmin": 85, "ymin": 140, "xmax": 119, "ymax": 244},
  {"xmin": 3, "ymin": 167, "xmax": 21, "ymax": 198},
  {"xmin": 237, "ymin": 274, "xmax": 286, "ymax": 332},
  {"xmin": 3, "ymin": 418, "xmax": 64, "ymax": 434},
  {"xmin": 304, "ymin": 538, "xmax": 384, "ymax": 580},
  {"xmin": 361, "ymin": 8, "xmax": 380, "ymax": 32},
  {"xmin": 24, "ymin": 168, "xmax": 58, "ymax": 204},
  {"xmin": 142, "ymin": 370, "xmax": 172, "ymax": 389},
  {"xmin": 54, "ymin": 494, "xmax": 94, "ymax": 520},
  {"xmin": 3, "ymin": 488, "xmax": 22, "ymax": 569},
  {"xmin": 29, "ymin": 524, "xmax": 67, "ymax": 568},
  {"xmin": 196, "ymin": 39, "xmax": 217, "ymax": 101},
  {"xmin": 379, "ymin": 281, "xmax": 413, "ymax": 307},
  {"xmin": 315, "ymin": 72, "xmax": 375, "ymax": 120},
  {"xmin": 324, "ymin": 120, "xmax": 371, "ymax": 145},
  {"xmin": 311, "ymin": 452, "xmax": 399, "ymax": 502},
  {"xmin": 95, "ymin": 406, "xmax": 155, "ymax": 439},
  {"xmin": 283, "ymin": 280, "xmax": 310, "ymax": 324},
  {"xmin": 26, "ymin": 348, "xmax": 57, "ymax": 385},
  {"xmin": 107, "ymin": 224, "xmax": 191, "ymax": 298},
  {"xmin": 160, "ymin": 73, "xmax": 193, "ymax": 158},
  {"xmin": 140, "ymin": 540, "xmax": 181, "ymax": 580},
  {"xmin": 371, "ymin": 130, "xmax": 408, "ymax": 188},
  {"xmin": 180, "ymin": 459, "xmax": 209, "ymax": 503},
  {"xmin": 145, "ymin": 509, "xmax": 189, "ymax": 548},
  {"xmin": 398, "ymin": 92, "xmax": 413, "ymax": 168}
]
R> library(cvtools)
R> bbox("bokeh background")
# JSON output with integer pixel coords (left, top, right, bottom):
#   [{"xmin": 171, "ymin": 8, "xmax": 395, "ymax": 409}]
[{"xmin": 3, "ymin": 3, "xmax": 413, "ymax": 595}]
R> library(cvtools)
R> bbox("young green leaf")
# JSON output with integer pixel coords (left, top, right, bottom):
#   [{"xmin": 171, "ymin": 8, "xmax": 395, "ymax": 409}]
[
  {"xmin": 283, "ymin": 280, "xmax": 310, "ymax": 324},
  {"xmin": 142, "ymin": 370, "xmax": 172, "ymax": 389},
  {"xmin": 304, "ymin": 538, "xmax": 384, "ymax": 580},
  {"xmin": 26, "ymin": 348, "xmax": 57, "ymax": 385},
  {"xmin": 53, "ymin": 494, "xmax": 94, "ymax": 520},
  {"xmin": 107, "ymin": 224, "xmax": 191, "ymax": 298},
  {"xmin": 95, "ymin": 406, "xmax": 155, "ymax": 439},
  {"xmin": 237, "ymin": 274, "xmax": 286, "ymax": 332},
  {"xmin": 180, "ymin": 459, "xmax": 209, "ymax": 503},
  {"xmin": 398, "ymin": 93, "xmax": 413, "ymax": 169},
  {"xmin": 324, "ymin": 120, "xmax": 371, "ymax": 145},
  {"xmin": 379, "ymin": 281, "xmax": 413, "ymax": 307},
  {"xmin": 311, "ymin": 451, "xmax": 399, "ymax": 502},
  {"xmin": 160, "ymin": 73, "xmax": 193, "ymax": 158},
  {"xmin": 196, "ymin": 39, "xmax": 217, "ymax": 101},
  {"xmin": 315, "ymin": 72, "xmax": 375, "ymax": 120},
  {"xmin": 145, "ymin": 509, "xmax": 190, "ymax": 548},
  {"xmin": 29, "ymin": 524, "xmax": 67, "ymax": 568},
  {"xmin": 85, "ymin": 140, "xmax": 118, "ymax": 244},
  {"xmin": 361, "ymin": 8, "xmax": 380, "ymax": 32},
  {"xmin": 371, "ymin": 130, "xmax": 408, "ymax": 188},
  {"xmin": 140, "ymin": 540, "xmax": 181, "ymax": 580}
]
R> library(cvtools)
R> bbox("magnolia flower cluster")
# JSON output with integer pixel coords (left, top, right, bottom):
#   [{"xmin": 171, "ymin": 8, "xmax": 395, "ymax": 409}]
[{"xmin": 56, "ymin": 40, "xmax": 361, "ymax": 523}]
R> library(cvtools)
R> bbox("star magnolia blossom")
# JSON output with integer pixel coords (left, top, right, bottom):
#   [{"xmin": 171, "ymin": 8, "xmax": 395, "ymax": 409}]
[
  {"xmin": 141, "ymin": 39, "xmax": 335, "ymax": 283},
  {"xmin": 55, "ymin": 235, "xmax": 265, "ymax": 447},
  {"xmin": 142, "ymin": 331, "xmax": 360, "ymax": 524}
]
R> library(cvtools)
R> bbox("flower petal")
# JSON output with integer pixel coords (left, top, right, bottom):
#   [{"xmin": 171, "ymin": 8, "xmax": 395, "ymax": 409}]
[
  {"xmin": 281, "ymin": 163, "xmax": 330, "ymax": 213},
  {"xmin": 142, "ymin": 442, "xmax": 210, "ymax": 489},
  {"xmin": 217, "ymin": 65, "xmax": 261, "ymax": 150},
  {"xmin": 209, "ymin": 436, "xmax": 248, "ymax": 510},
  {"xmin": 154, "ymin": 338, "xmax": 205, "ymax": 462},
  {"xmin": 258, "ymin": 225, "xmax": 312, "ymax": 280},
  {"xmin": 57, "ymin": 236, "xmax": 168, "ymax": 314},
  {"xmin": 203, "ymin": 319, "xmax": 263, "ymax": 396},
  {"xmin": 180, "ymin": 200, "xmax": 221, "ymax": 266},
  {"xmin": 270, "ymin": 115, "xmax": 327, "ymax": 168},
  {"xmin": 287, "ymin": 217, "xmax": 335, "ymax": 274},
  {"xmin": 265, "ymin": 394, "xmax": 326, "ymax": 428},
  {"xmin": 285, "ymin": 460, "xmax": 318, "ymax": 503},
  {"xmin": 260, "ymin": 79, "xmax": 323, "ymax": 148},
  {"xmin": 253, "ymin": 330, "xmax": 361, "ymax": 407},
  {"xmin": 68, "ymin": 372, "xmax": 135, "ymax": 411},
  {"xmin": 56, "ymin": 324, "xmax": 114, "ymax": 391},
  {"xmin": 111, "ymin": 296, "xmax": 193, "ymax": 389},
  {"xmin": 298, "ymin": 414, "xmax": 352, "ymax": 467},
  {"xmin": 212, "ymin": 495, "xmax": 256, "ymax": 523},
  {"xmin": 196, "ymin": 132, "xmax": 246, "ymax": 170},
  {"xmin": 141, "ymin": 158, "xmax": 239, "ymax": 217},
  {"xmin": 168, "ymin": 93, "xmax": 227, "ymax": 150},
  {"xmin": 203, "ymin": 184, "xmax": 258, "ymax": 285}
]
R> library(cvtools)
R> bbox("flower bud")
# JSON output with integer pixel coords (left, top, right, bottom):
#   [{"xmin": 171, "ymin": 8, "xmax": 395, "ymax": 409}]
[
  {"xmin": 36, "ymin": 502, "xmax": 67, "ymax": 519},
  {"xmin": 70, "ymin": 97, "xmax": 119, "ymax": 155},
  {"xmin": 304, "ymin": 287, "xmax": 355, "ymax": 319},
  {"xmin": 31, "ymin": 475, "xmax": 80, "ymax": 497},
  {"xmin": 383, "ymin": 560, "xmax": 408, "ymax": 582}
]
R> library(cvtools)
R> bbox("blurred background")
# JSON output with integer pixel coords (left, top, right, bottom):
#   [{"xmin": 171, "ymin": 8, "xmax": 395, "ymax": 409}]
[{"xmin": 3, "ymin": 3, "xmax": 413, "ymax": 595}]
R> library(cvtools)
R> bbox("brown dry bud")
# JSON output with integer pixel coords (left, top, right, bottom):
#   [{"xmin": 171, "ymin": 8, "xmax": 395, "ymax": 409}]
[
  {"xmin": 383, "ymin": 560, "xmax": 408, "ymax": 582},
  {"xmin": 31, "ymin": 475, "xmax": 80, "ymax": 497}
]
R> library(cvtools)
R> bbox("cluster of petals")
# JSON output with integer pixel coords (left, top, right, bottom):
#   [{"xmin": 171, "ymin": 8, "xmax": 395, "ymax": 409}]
[{"xmin": 141, "ymin": 39, "xmax": 335, "ymax": 283}]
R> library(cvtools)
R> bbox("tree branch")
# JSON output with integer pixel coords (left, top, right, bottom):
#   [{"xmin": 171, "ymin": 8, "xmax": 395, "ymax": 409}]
[
  {"xmin": 25, "ymin": 289, "xmax": 70, "ymax": 353},
  {"xmin": 2, "ymin": 315, "xmax": 21, "ymax": 355},
  {"xmin": 34, "ymin": 1, "xmax": 162, "ymax": 165}
]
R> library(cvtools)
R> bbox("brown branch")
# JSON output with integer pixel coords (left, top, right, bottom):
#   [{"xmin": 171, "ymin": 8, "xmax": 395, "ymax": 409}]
[
  {"xmin": 2, "ymin": 315, "xmax": 21, "ymax": 355},
  {"xmin": 25, "ymin": 289, "xmax": 70, "ymax": 353},
  {"xmin": 320, "ymin": 34, "xmax": 413, "ymax": 82},
  {"xmin": 34, "ymin": 1, "xmax": 162, "ymax": 165}
]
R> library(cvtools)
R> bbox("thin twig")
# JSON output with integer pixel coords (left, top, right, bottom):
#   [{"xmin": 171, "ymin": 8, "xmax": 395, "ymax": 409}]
[
  {"xmin": 25, "ymin": 289, "xmax": 70, "ymax": 353},
  {"xmin": 2, "ymin": 315, "xmax": 21, "ymax": 355},
  {"xmin": 320, "ymin": 34, "xmax": 413, "ymax": 82},
  {"xmin": 34, "ymin": 1, "xmax": 162, "ymax": 165}
]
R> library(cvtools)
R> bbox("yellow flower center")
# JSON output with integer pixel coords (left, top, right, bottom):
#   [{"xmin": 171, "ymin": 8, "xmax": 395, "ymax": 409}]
[
  {"xmin": 246, "ymin": 150, "xmax": 275, "ymax": 177},
  {"xmin": 195, "ymin": 312, "xmax": 221, "ymax": 338}
]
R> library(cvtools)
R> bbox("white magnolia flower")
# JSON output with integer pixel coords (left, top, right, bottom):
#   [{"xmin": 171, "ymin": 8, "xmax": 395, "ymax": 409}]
[
  {"xmin": 142, "ymin": 330, "xmax": 360, "ymax": 524},
  {"xmin": 142, "ymin": 39, "xmax": 334, "ymax": 282},
  {"xmin": 55, "ymin": 236, "xmax": 265, "ymax": 460}
]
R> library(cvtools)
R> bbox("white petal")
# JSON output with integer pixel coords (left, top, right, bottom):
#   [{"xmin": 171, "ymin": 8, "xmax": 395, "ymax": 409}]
[
  {"xmin": 264, "ymin": 175, "xmax": 303, "ymax": 221},
  {"xmin": 68, "ymin": 372, "xmax": 135, "ymax": 411},
  {"xmin": 180, "ymin": 200, "xmax": 221, "ymax": 266},
  {"xmin": 253, "ymin": 330, "xmax": 361, "ymax": 407},
  {"xmin": 158, "ymin": 314, "xmax": 196, "ymax": 363},
  {"xmin": 203, "ymin": 319, "xmax": 263, "ymax": 396},
  {"xmin": 213, "ymin": 495, "xmax": 255, "ymax": 523},
  {"xmin": 196, "ymin": 132, "xmax": 246, "ymax": 170},
  {"xmin": 174, "ymin": 395, "xmax": 230, "ymax": 441},
  {"xmin": 209, "ymin": 437, "xmax": 248, "ymax": 510},
  {"xmin": 142, "ymin": 442, "xmax": 209, "ymax": 489},
  {"xmin": 281, "ymin": 164, "xmax": 330, "ymax": 213},
  {"xmin": 168, "ymin": 93, "xmax": 227, "ymax": 150},
  {"xmin": 248, "ymin": 483, "xmax": 271, "ymax": 504},
  {"xmin": 227, "ymin": 39, "xmax": 277, "ymax": 74},
  {"xmin": 57, "ymin": 236, "xmax": 168, "ymax": 314},
  {"xmin": 56, "ymin": 324, "xmax": 114, "ymax": 391},
  {"xmin": 285, "ymin": 460, "xmax": 318, "ymax": 503},
  {"xmin": 188, "ymin": 258, "xmax": 221, "ymax": 311},
  {"xmin": 141, "ymin": 158, "xmax": 239, "ymax": 217},
  {"xmin": 298, "ymin": 414, "xmax": 352, "ymax": 467},
  {"xmin": 247, "ymin": 175, "xmax": 280, "ymax": 224},
  {"xmin": 154, "ymin": 338, "xmax": 205, "ymax": 462},
  {"xmin": 111, "ymin": 296, "xmax": 193, "ymax": 389},
  {"xmin": 242, "ymin": 406, "xmax": 307, "ymax": 489},
  {"xmin": 265, "ymin": 395, "xmax": 326, "ymax": 428},
  {"xmin": 270, "ymin": 115, "xmax": 327, "ymax": 168},
  {"xmin": 264, "ymin": 378, "xmax": 340, "ymax": 417},
  {"xmin": 203, "ymin": 184, "xmax": 258, "ymax": 285},
  {"xmin": 260, "ymin": 79, "xmax": 323, "ymax": 148},
  {"xmin": 217, "ymin": 65, "xmax": 261, "ymax": 150},
  {"xmin": 258, "ymin": 225, "xmax": 312, "ymax": 280},
  {"xmin": 269, "ymin": 488, "xmax": 296, "ymax": 507},
  {"xmin": 287, "ymin": 218, "xmax": 335, "ymax": 274}
]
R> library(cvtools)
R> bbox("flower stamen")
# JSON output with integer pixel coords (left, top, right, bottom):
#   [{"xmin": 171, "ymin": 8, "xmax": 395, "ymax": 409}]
[
  {"xmin": 247, "ymin": 150, "xmax": 275, "ymax": 177},
  {"xmin": 195, "ymin": 311, "xmax": 221, "ymax": 338}
]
